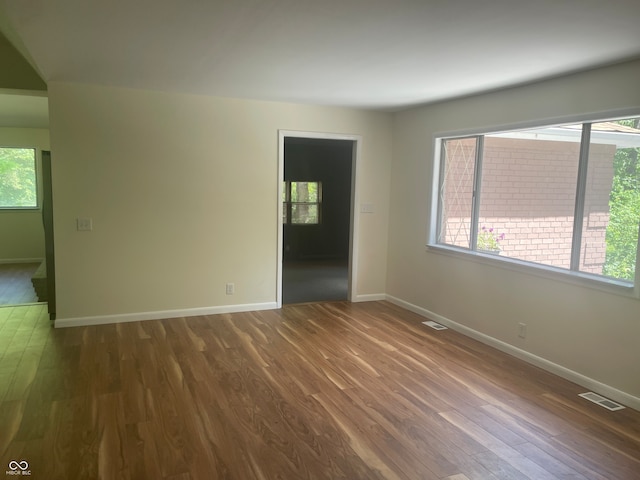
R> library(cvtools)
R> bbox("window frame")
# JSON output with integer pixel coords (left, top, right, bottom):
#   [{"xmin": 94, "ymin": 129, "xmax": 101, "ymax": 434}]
[
  {"xmin": 282, "ymin": 180, "xmax": 322, "ymax": 225},
  {"xmin": 428, "ymin": 109, "xmax": 640, "ymax": 298},
  {"xmin": 0, "ymin": 146, "xmax": 40, "ymax": 210}
]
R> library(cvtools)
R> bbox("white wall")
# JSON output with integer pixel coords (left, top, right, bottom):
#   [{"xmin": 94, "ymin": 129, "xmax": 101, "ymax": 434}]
[
  {"xmin": 388, "ymin": 59, "xmax": 640, "ymax": 404},
  {"xmin": 0, "ymin": 127, "xmax": 49, "ymax": 261},
  {"xmin": 48, "ymin": 83, "xmax": 392, "ymax": 321}
]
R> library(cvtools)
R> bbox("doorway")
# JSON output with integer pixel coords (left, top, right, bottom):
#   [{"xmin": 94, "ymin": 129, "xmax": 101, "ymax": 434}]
[
  {"xmin": 0, "ymin": 143, "xmax": 53, "ymax": 315},
  {"xmin": 277, "ymin": 131, "xmax": 360, "ymax": 306}
]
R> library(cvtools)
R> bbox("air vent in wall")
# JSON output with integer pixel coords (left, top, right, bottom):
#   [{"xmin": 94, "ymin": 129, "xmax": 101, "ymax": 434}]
[
  {"xmin": 579, "ymin": 392, "xmax": 625, "ymax": 411},
  {"xmin": 422, "ymin": 320, "xmax": 448, "ymax": 330}
]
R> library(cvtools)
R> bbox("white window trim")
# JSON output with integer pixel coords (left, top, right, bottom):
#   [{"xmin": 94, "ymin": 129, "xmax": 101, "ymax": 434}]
[{"xmin": 427, "ymin": 108, "xmax": 640, "ymax": 299}]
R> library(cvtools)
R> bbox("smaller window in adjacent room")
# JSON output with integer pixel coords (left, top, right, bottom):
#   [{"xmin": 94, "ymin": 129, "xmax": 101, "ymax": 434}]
[
  {"xmin": 0, "ymin": 147, "xmax": 37, "ymax": 208},
  {"xmin": 282, "ymin": 181, "xmax": 322, "ymax": 224},
  {"xmin": 433, "ymin": 115, "xmax": 640, "ymax": 289}
]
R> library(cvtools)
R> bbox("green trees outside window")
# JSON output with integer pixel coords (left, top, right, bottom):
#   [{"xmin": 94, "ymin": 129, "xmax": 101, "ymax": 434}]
[
  {"xmin": 0, "ymin": 148, "xmax": 37, "ymax": 208},
  {"xmin": 283, "ymin": 181, "xmax": 321, "ymax": 224},
  {"xmin": 603, "ymin": 119, "xmax": 640, "ymax": 281}
]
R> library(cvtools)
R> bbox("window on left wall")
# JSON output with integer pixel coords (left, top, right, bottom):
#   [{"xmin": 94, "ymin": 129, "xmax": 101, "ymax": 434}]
[{"xmin": 0, "ymin": 147, "xmax": 37, "ymax": 208}]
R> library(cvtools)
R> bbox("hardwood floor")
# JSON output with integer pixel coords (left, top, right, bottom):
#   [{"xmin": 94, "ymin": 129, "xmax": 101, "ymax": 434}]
[
  {"xmin": 1, "ymin": 301, "xmax": 639, "ymax": 479},
  {"xmin": 0, "ymin": 263, "xmax": 40, "ymax": 306}
]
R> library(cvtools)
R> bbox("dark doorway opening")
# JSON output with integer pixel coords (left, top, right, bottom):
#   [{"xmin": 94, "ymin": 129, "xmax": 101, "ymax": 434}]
[{"xmin": 282, "ymin": 137, "xmax": 354, "ymax": 304}]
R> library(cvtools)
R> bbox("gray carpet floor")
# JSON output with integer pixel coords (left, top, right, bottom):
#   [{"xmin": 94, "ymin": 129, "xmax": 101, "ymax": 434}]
[{"xmin": 0, "ymin": 263, "xmax": 40, "ymax": 306}]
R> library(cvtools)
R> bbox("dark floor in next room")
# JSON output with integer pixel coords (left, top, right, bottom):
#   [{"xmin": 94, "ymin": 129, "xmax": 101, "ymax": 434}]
[
  {"xmin": 282, "ymin": 260, "xmax": 348, "ymax": 304},
  {"xmin": 0, "ymin": 263, "xmax": 40, "ymax": 306}
]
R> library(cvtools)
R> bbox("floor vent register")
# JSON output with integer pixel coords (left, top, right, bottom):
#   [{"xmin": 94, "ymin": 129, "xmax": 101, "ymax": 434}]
[
  {"xmin": 422, "ymin": 320, "xmax": 448, "ymax": 330},
  {"xmin": 578, "ymin": 392, "xmax": 625, "ymax": 411}
]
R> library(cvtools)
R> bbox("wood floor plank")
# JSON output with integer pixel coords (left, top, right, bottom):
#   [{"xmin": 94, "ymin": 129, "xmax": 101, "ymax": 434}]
[
  {"xmin": 340, "ymin": 386, "xmax": 461, "ymax": 478},
  {"xmin": 551, "ymin": 429, "xmax": 640, "ymax": 480},
  {"xmin": 311, "ymin": 390, "xmax": 412, "ymax": 480},
  {"xmin": 471, "ymin": 451, "xmax": 537, "ymax": 480},
  {"xmin": 510, "ymin": 442, "xmax": 589, "ymax": 479},
  {"xmin": 42, "ymin": 398, "xmax": 81, "ymax": 480},
  {"xmin": 1, "ymin": 301, "xmax": 640, "ymax": 479},
  {"xmin": 439, "ymin": 409, "xmax": 559, "ymax": 479}
]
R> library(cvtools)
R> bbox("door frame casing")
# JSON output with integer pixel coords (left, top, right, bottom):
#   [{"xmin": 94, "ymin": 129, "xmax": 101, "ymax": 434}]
[
  {"xmin": 41, "ymin": 150, "xmax": 56, "ymax": 320},
  {"xmin": 277, "ymin": 130, "xmax": 362, "ymax": 307}
]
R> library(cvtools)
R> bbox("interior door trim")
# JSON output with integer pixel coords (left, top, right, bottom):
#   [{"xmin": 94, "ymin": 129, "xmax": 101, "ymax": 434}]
[{"xmin": 276, "ymin": 130, "xmax": 362, "ymax": 308}]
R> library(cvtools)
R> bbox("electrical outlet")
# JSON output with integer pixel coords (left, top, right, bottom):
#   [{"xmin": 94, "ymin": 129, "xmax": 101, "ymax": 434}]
[
  {"xmin": 518, "ymin": 322, "xmax": 527, "ymax": 339},
  {"xmin": 360, "ymin": 203, "xmax": 375, "ymax": 213},
  {"xmin": 226, "ymin": 283, "xmax": 235, "ymax": 295}
]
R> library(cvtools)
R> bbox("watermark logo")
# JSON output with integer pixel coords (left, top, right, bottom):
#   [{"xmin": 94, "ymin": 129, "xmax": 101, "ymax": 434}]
[{"xmin": 6, "ymin": 461, "xmax": 30, "ymax": 476}]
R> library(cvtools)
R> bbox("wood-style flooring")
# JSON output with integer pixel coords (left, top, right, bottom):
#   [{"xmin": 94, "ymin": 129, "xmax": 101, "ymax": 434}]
[
  {"xmin": 1, "ymin": 301, "xmax": 639, "ymax": 479},
  {"xmin": 0, "ymin": 263, "xmax": 40, "ymax": 306}
]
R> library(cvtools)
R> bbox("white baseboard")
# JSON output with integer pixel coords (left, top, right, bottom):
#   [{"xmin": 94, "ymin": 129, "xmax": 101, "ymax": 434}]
[
  {"xmin": 0, "ymin": 258, "xmax": 44, "ymax": 264},
  {"xmin": 352, "ymin": 293, "xmax": 387, "ymax": 302},
  {"xmin": 54, "ymin": 302, "xmax": 279, "ymax": 328},
  {"xmin": 385, "ymin": 295, "xmax": 640, "ymax": 412}
]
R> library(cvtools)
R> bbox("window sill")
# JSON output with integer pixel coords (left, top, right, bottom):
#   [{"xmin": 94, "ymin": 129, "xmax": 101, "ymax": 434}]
[
  {"xmin": 426, "ymin": 243, "xmax": 638, "ymax": 300},
  {"xmin": 0, "ymin": 207, "xmax": 41, "ymax": 212}
]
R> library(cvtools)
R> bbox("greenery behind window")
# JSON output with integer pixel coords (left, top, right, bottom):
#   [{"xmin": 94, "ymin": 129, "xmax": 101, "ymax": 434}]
[
  {"xmin": 283, "ymin": 181, "xmax": 321, "ymax": 224},
  {"xmin": 604, "ymin": 118, "xmax": 640, "ymax": 280},
  {"xmin": 0, "ymin": 147, "xmax": 37, "ymax": 208}
]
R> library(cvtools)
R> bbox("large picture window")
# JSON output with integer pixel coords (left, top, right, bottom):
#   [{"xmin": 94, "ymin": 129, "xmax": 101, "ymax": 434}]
[
  {"xmin": 434, "ymin": 115, "xmax": 640, "ymax": 288},
  {"xmin": 0, "ymin": 147, "xmax": 38, "ymax": 208}
]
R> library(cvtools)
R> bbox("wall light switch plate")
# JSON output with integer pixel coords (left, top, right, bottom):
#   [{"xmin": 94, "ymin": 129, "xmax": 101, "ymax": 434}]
[
  {"xmin": 518, "ymin": 322, "xmax": 527, "ymax": 339},
  {"xmin": 77, "ymin": 217, "xmax": 93, "ymax": 231}
]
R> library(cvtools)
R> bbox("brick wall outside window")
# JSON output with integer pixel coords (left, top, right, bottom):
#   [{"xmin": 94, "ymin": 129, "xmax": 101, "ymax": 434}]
[{"xmin": 441, "ymin": 137, "xmax": 615, "ymax": 273}]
